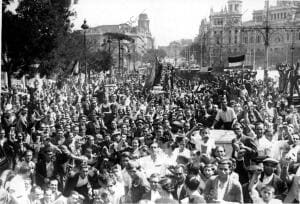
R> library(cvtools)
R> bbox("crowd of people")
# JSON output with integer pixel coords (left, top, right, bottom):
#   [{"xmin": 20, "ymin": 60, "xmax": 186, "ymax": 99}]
[{"xmin": 0, "ymin": 68, "xmax": 299, "ymax": 204}]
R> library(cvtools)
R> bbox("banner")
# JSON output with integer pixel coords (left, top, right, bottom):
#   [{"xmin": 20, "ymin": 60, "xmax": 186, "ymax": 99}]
[
  {"xmin": 153, "ymin": 61, "xmax": 163, "ymax": 86},
  {"xmin": 228, "ymin": 55, "xmax": 245, "ymax": 67},
  {"xmin": 72, "ymin": 61, "xmax": 80, "ymax": 76},
  {"xmin": 143, "ymin": 58, "xmax": 159, "ymax": 91}
]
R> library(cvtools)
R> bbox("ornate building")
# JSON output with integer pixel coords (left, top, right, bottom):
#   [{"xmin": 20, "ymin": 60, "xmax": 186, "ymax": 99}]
[
  {"xmin": 198, "ymin": 0, "xmax": 300, "ymax": 68},
  {"xmin": 198, "ymin": 0, "xmax": 245, "ymax": 67},
  {"xmin": 83, "ymin": 13, "xmax": 154, "ymax": 71},
  {"xmin": 242, "ymin": 0, "xmax": 300, "ymax": 68}
]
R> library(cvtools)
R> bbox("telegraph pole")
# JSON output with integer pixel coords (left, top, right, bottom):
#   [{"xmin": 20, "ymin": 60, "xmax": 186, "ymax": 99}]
[{"xmin": 264, "ymin": 0, "xmax": 269, "ymax": 80}]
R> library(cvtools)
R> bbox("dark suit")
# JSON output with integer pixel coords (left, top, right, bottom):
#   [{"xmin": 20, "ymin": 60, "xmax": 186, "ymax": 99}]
[
  {"xmin": 63, "ymin": 173, "xmax": 95, "ymax": 204},
  {"xmin": 204, "ymin": 176, "xmax": 243, "ymax": 203},
  {"xmin": 259, "ymin": 173, "xmax": 288, "ymax": 200},
  {"xmin": 232, "ymin": 135, "xmax": 258, "ymax": 167},
  {"xmin": 172, "ymin": 184, "xmax": 188, "ymax": 202},
  {"xmin": 35, "ymin": 159, "xmax": 56, "ymax": 188}
]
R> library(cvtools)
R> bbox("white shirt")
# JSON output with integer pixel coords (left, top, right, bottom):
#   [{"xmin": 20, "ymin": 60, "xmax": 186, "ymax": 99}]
[
  {"xmin": 177, "ymin": 184, "xmax": 184, "ymax": 199},
  {"xmin": 76, "ymin": 175, "xmax": 88, "ymax": 187},
  {"xmin": 215, "ymin": 107, "xmax": 237, "ymax": 122},
  {"xmin": 46, "ymin": 161, "xmax": 54, "ymax": 178},
  {"xmin": 122, "ymin": 169, "xmax": 132, "ymax": 188},
  {"xmin": 151, "ymin": 190, "xmax": 161, "ymax": 202},
  {"xmin": 173, "ymin": 148, "xmax": 191, "ymax": 159},
  {"xmin": 217, "ymin": 179, "xmax": 228, "ymax": 201},
  {"xmin": 191, "ymin": 134, "xmax": 215, "ymax": 157},
  {"xmin": 262, "ymin": 174, "xmax": 274, "ymax": 185},
  {"xmin": 138, "ymin": 154, "xmax": 166, "ymax": 177},
  {"xmin": 257, "ymin": 136, "xmax": 273, "ymax": 156}
]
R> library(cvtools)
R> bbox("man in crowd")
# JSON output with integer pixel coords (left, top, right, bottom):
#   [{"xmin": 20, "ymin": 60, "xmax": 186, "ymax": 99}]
[{"xmin": 0, "ymin": 65, "xmax": 299, "ymax": 204}]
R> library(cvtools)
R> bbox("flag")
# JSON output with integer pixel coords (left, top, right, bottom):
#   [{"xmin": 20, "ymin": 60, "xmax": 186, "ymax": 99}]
[
  {"xmin": 143, "ymin": 58, "xmax": 159, "ymax": 91},
  {"xmin": 72, "ymin": 61, "xmax": 80, "ymax": 76},
  {"xmin": 153, "ymin": 61, "xmax": 163, "ymax": 86},
  {"xmin": 228, "ymin": 55, "xmax": 245, "ymax": 67}
]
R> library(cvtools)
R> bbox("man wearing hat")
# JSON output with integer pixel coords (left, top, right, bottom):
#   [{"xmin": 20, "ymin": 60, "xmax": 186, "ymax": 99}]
[
  {"xmin": 260, "ymin": 158, "xmax": 287, "ymax": 200},
  {"xmin": 134, "ymin": 118, "xmax": 145, "ymax": 138}
]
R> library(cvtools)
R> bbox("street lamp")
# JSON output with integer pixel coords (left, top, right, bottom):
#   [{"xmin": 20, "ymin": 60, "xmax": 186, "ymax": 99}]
[
  {"xmin": 121, "ymin": 45, "xmax": 125, "ymax": 77},
  {"xmin": 81, "ymin": 19, "xmax": 89, "ymax": 83}
]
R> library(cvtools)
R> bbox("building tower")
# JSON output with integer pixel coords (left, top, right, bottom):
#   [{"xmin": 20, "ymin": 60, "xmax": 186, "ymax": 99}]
[
  {"xmin": 138, "ymin": 13, "xmax": 150, "ymax": 34},
  {"xmin": 227, "ymin": 0, "xmax": 242, "ymax": 14}
]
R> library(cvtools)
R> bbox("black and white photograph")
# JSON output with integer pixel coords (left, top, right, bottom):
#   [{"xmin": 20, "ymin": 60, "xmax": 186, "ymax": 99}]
[{"xmin": 1, "ymin": 0, "xmax": 300, "ymax": 203}]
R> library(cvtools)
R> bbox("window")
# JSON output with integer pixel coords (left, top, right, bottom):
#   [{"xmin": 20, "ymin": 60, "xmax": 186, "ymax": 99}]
[
  {"xmin": 298, "ymin": 32, "xmax": 300, "ymax": 40},
  {"xmin": 229, "ymin": 5, "xmax": 232, "ymax": 11},
  {"xmin": 287, "ymin": 33, "xmax": 290, "ymax": 41},
  {"xmin": 244, "ymin": 37, "xmax": 248, "ymax": 43},
  {"xmin": 235, "ymin": 4, "xmax": 238, "ymax": 11},
  {"xmin": 234, "ymin": 36, "xmax": 238, "ymax": 44},
  {"xmin": 256, "ymin": 36, "xmax": 261, "ymax": 43},
  {"xmin": 229, "ymin": 37, "xmax": 232, "ymax": 44},
  {"xmin": 235, "ymin": 29, "xmax": 238, "ymax": 34},
  {"xmin": 284, "ymin": 13, "xmax": 286, "ymax": 18},
  {"xmin": 250, "ymin": 36, "xmax": 254, "ymax": 43}
]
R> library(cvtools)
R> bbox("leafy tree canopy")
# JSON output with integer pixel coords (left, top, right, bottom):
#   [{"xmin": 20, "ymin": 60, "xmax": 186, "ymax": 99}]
[{"xmin": 2, "ymin": 0, "xmax": 74, "ymax": 82}]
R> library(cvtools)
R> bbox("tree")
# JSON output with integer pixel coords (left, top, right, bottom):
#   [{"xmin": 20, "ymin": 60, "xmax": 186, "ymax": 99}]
[
  {"xmin": 87, "ymin": 50, "xmax": 113, "ymax": 73},
  {"xmin": 2, "ymin": 0, "xmax": 74, "ymax": 86}
]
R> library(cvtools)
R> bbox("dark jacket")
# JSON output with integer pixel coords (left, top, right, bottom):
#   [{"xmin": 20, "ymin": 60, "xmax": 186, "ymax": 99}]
[
  {"xmin": 259, "ymin": 173, "xmax": 288, "ymax": 200},
  {"xmin": 232, "ymin": 135, "xmax": 258, "ymax": 167},
  {"xmin": 172, "ymin": 184, "xmax": 188, "ymax": 201},
  {"xmin": 204, "ymin": 176, "xmax": 243, "ymax": 203}
]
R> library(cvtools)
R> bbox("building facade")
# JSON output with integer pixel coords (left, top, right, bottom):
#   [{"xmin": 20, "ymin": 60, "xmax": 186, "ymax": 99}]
[
  {"xmin": 198, "ymin": 0, "xmax": 245, "ymax": 67},
  {"xmin": 158, "ymin": 39, "xmax": 193, "ymax": 66},
  {"xmin": 198, "ymin": 0, "xmax": 300, "ymax": 68},
  {"xmin": 83, "ymin": 13, "xmax": 155, "ymax": 71},
  {"xmin": 242, "ymin": 0, "xmax": 300, "ymax": 68}
]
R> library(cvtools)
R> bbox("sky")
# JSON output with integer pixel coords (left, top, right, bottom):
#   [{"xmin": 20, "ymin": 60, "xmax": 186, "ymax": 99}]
[
  {"xmin": 72, "ymin": 0, "xmax": 275, "ymax": 46},
  {"xmin": 8, "ymin": 0, "xmax": 277, "ymax": 46}
]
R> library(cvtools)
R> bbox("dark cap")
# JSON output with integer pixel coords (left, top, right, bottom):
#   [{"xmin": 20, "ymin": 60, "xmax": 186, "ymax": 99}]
[
  {"xmin": 263, "ymin": 158, "xmax": 279, "ymax": 166},
  {"xmin": 172, "ymin": 121, "xmax": 183, "ymax": 128},
  {"xmin": 251, "ymin": 156, "xmax": 268, "ymax": 165},
  {"xmin": 136, "ymin": 119, "xmax": 145, "ymax": 124}
]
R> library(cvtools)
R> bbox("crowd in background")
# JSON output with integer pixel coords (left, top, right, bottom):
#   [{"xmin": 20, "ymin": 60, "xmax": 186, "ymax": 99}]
[{"xmin": 0, "ymin": 67, "xmax": 299, "ymax": 204}]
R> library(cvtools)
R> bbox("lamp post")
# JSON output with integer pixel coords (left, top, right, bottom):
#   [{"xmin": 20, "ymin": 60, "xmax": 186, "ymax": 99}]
[
  {"xmin": 81, "ymin": 19, "xmax": 89, "ymax": 83},
  {"xmin": 121, "ymin": 45, "xmax": 125, "ymax": 78}
]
